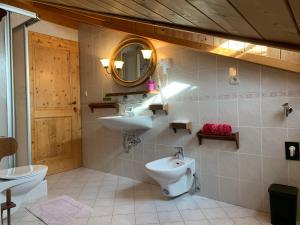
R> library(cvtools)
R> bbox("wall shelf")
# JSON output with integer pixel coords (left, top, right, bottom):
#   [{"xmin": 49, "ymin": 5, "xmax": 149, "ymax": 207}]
[
  {"xmin": 149, "ymin": 104, "xmax": 168, "ymax": 115},
  {"xmin": 196, "ymin": 130, "xmax": 239, "ymax": 149},
  {"xmin": 88, "ymin": 102, "xmax": 118, "ymax": 112},
  {"xmin": 105, "ymin": 90, "xmax": 159, "ymax": 97},
  {"xmin": 170, "ymin": 121, "xmax": 192, "ymax": 134}
]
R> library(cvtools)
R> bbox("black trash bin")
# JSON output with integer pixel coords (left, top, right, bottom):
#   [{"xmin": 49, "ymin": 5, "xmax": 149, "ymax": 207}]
[{"xmin": 268, "ymin": 184, "xmax": 298, "ymax": 225}]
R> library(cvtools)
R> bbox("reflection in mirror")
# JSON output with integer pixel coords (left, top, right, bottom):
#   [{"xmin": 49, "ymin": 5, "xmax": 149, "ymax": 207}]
[
  {"xmin": 115, "ymin": 43, "xmax": 151, "ymax": 82},
  {"xmin": 110, "ymin": 37, "xmax": 156, "ymax": 87}
]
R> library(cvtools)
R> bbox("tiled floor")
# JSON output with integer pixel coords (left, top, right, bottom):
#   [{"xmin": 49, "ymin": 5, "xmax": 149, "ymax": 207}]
[{"xmin": 10, "ymin": 168, "xmax": 271, "ymax": 225}]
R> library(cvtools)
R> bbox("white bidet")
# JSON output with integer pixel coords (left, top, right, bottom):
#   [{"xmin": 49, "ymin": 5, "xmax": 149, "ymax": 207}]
[{"xmin": 145, "ymin": 156, "xmax": 195, "ymax": 197}]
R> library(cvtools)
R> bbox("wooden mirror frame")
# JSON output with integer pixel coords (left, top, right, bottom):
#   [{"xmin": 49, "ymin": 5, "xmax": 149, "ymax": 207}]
[{"xmin": 110, "ymin": 37, "xmax": 157, "ymax": 87}]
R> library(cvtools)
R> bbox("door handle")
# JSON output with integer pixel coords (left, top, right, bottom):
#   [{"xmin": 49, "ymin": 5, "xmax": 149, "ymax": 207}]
[{"xmin": 70, "ymin": 101, "xmax": 77, "ymax": 105}]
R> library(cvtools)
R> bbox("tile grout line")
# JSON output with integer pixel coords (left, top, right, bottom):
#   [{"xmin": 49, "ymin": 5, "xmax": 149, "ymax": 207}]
[
  {"xmin": 215, "ymin": 56, "xmax": 221, "ymax": 205},
  {"xmin": 259, "ymin": 65, "xmax": 265, "ymax": 211},
  {"xmin": 236, "ymin": 60, "xmax": 241, "ymax": 208}
]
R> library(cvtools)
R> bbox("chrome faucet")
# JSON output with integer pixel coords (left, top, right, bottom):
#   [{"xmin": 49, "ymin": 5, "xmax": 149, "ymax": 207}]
[
  {"xmin": 125, "ymin": 105, "xmax": 135, "ymax": 117},
  {"xmin": 174, "ymin": 146, "xmax": 184, "ymax": 159}
]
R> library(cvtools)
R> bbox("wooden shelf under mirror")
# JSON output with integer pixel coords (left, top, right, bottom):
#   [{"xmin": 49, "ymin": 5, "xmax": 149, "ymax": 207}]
[
  {"xmin": 196, "ymin": 130, "xmax": 239, "ymax": 149},
  {"xmin": 149, "ymin": 104, "xmax": 168, "ymax": 115},
  {"xmin": 88, "ymin": 102, "xmax": 118, "ymax": 112},
  {"xmin": 170, "ymin": 121, "xmax": 192, "ymax": 134},
  {"xmin": 105, "ymin": 90, "xmax": 159, "ymax": 97}
]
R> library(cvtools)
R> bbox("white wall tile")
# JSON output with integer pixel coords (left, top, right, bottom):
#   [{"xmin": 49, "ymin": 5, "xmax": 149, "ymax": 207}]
[
  {"xmin": 219, "ymin": 177, "xmax": 239, "ymax": 205},
  {"xmin": 261, "ymin": 128, "xmax": 287, "ymax": 158},
  {"xmin": 239, "ymin": 181, "xmax": 263, "ymax": 211},
  {"xmin": 238, "ymin": 127, "xmax": 261, "ymax": 155},
  {"xmin": 219, "ymin": 151, "xmax": 238, "ymax": 178},
  {"xmin": 201, "ymin": 150, "xmax": 218, "ymax": 175},
  {"xmin": 218, "ymin": 100, "xmax": 238, "ymax": 126},
  {"xmin": 262, "ymin": 158, "xmax": 288, "ymax": 185},
  {"xmin": 239, "ymin": 154, "xmax": 262, "ymax": 182},
  {"xmin": 237, "ymin": 61, "xmax": 260, "ymax": 95},
  {"xmin": 200, "ymin": 174, "xmax": 219, "ymax": 200},
  {"xmin": 261, "ymin": 98, "xmax": 287, "ymax": 127},
  {"xmin": 238, "ymin": 99, "xmax": 261, "ymax": 126},
  {"xmin": 287, "ymin": 98, "xmax": 300, "ymax": 128},
  {"xmin": 261, "ymin": 67, "xmax": 287, "ymax": 97}
]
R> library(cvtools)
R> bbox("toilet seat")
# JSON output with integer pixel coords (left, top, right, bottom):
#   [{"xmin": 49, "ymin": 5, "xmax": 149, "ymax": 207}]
[{"xmin": 0, "ymin": 165, "xmax": 47, "ymax": 180}]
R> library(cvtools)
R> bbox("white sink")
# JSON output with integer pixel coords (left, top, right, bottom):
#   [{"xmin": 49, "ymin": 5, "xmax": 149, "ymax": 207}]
[{"xmin": 97, "ymin": 115, "xmax": 152, "ymax": 130}]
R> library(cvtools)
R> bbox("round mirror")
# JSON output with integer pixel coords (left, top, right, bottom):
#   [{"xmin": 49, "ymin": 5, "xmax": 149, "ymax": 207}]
[{"xmin": 111, "ymin": 37, "xmax": 157, "ymax": 87}]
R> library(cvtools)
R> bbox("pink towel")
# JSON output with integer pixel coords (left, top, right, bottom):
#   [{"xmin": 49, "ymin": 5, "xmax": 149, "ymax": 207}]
[{"xmin": 202, "ymin": 123, "xmax": 232, "ymax": 136}]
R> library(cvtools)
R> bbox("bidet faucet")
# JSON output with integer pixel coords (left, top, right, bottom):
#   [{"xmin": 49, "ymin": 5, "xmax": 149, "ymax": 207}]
[{"xmin": 174, "ymin": 146, "xmax": 184, "ymax": 159}]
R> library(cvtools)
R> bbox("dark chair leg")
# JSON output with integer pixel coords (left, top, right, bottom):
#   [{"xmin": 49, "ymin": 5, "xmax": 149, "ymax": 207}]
[
  {"xmin": 1, "ymin": 208, "xmax": 3, "ymax": 225},
  {"xmin": 0, "ymin": 189, "xmax": 16, "ymax": 225},
  {"xmin": 7, "ymin": 208, "xmax": 10, "ymax": 225}
]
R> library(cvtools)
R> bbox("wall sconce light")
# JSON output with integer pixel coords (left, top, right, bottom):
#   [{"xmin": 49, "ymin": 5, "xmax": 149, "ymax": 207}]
[
  {"xmin": 114, "ymin": 60, "xmax": 124, "ymax": 70},
  {"xmin": 228, "ymin": 66, "xmax": 239, "ymax": 85},
  {"xmin": 100, "ymin": 58, "xmax": 110, "ymax": 74},
  {"xmin": 100, "ymin": 58, "xmax": 124, "ymax": 75},
  {"xmin": 141, "ymin": 49, "xmax": 153, "ymax": 59}
]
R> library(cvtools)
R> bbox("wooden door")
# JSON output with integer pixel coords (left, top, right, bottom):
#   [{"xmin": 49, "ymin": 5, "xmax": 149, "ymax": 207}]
[{"xmin": 29, "ymin": 32, "xmax": 81, "ymax": 175}]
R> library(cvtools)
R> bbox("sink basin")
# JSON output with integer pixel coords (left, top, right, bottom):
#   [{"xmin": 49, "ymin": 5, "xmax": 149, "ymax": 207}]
[{"xmin": 98, "ymin": 115, "xmax": 152, "ymax": 130}]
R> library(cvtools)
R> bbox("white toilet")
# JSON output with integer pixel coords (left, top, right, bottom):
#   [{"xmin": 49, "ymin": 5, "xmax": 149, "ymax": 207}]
[
  {"xmin": 145, "ymin": 155, "xmax": 195, "ymax": 197},
  {"xmin": 0, "ymin": 165, "xmax": 48, "ymax": 217}
]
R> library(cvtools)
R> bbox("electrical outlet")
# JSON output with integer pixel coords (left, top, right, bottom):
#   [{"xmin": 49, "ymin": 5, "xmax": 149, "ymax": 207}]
[{"xmin": 285, "ymin": 142, "xmax": 299, "ymax": 160}]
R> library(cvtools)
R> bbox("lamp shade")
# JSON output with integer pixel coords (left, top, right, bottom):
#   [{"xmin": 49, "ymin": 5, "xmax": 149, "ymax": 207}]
[
  {"xmin": 114, "ymin": 60, "xmax": 124, "ymax": 70},
  {"xmin": 100, "ymin": 58, "xmax": 110, "ymax": 68},
  {"xmin": 141, "ymin": 49, "xmax": 152, "ymax": 59},
  {"xmin": 229, "ymin": 67, "xmax": 237, "ymax": 76}
]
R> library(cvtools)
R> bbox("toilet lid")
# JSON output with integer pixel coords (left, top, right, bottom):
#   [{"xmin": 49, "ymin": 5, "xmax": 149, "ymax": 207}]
[{"xmin": 0, "ymin": 165, "xmax": 47, "ymax": 180}]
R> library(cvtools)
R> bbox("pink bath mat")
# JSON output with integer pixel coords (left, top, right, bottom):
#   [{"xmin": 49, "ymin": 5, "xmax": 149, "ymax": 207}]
[{"xmin": 27, "ymin": 195, "xmax": 92, "ymax": 225}]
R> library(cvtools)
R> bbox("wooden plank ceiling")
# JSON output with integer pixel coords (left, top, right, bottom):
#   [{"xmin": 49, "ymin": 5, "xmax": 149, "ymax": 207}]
[
  {"xmin": 19, "ymin": 0, "xmax": 300, "ymax": 50},
  {"xmin": 2, "ymin": 0, "xmax": 300, "ymax": 73}
]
